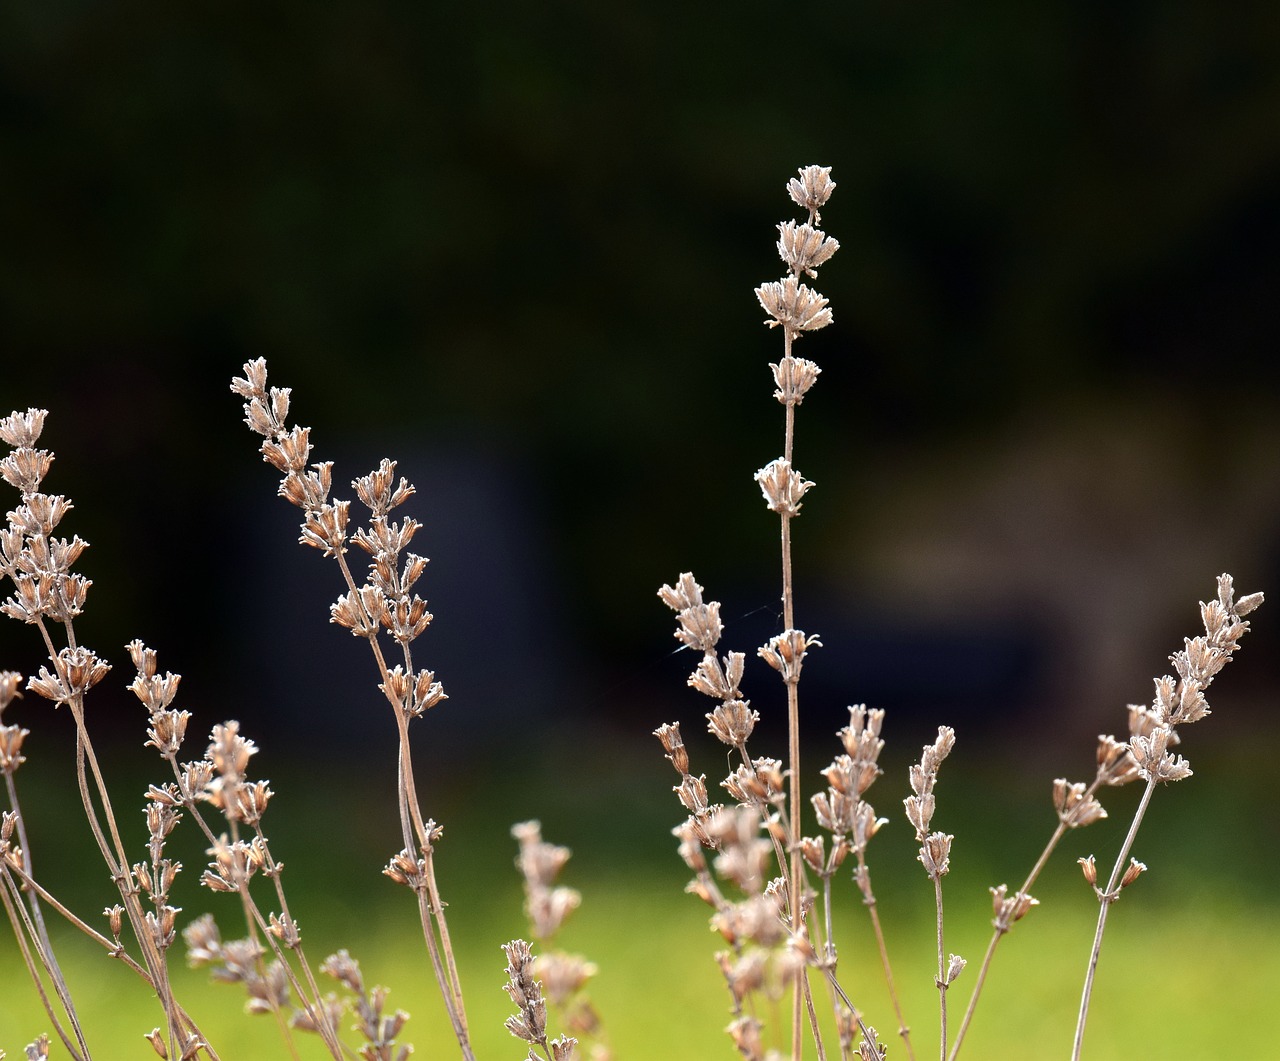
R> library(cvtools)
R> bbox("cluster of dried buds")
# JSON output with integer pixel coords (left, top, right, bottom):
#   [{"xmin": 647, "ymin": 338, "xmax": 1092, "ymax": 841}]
[
  {"xmin": 184, "ymin": 914, "xmax": 289, "ymax": 1018},
  {"xmin": 0, "ymin": 408, "xmax": 92, "ymax": 629},
  {"xmin": 501, "ymin": 938, "xmax": 579, "ymax": 1061},
  {"xmin": 807, "ymin": 706, "xmax": 890, "ymax": 898},
  {"xmin": 905, "ymin": 726, "xmax": 956, "ymax": 879},
  {"xmin": 231, "ymin": 359, "xmax": 445, "ymax": 721},
  {"xmin": 316, "ymin": 949, "xmax": 413, "ymax": 1061},
  {"xmin": 510, "ymin": 821, "xmax": 606, "ymax": 1055},
  {"xmin": 1072, "ymin": 573, "xmax": 1261, "ymax": 897}
]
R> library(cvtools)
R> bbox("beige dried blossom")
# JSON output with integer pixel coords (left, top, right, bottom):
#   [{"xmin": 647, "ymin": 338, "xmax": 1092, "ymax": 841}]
[
  {"xmin": 502, "ymin": 939, "xmax": 549, "ymax": 1046},
  {"xmin": 918, "ymin": 831, "xmax": 954, "ymax": 879},
  {"xmin": 776, "ymin": 220, "xmax": 840, "ymax": 279},
  {"xmin": 1129, "ymin": 726, "xmax": 1192, "ymax": 783},
  {"xmin": 754, "ymin": 458, "xmax": 815, "ymax": 517},
  {"xmin": 1053, "ymin": 779, "xmax": 1108, "ymax": 827},
  {"xmin": 653, "ymin": 721, "xmax": 690, "ymax": 776},
  {"xmin": 658, "ymin": 573, "xmax": 724, "ymax": 654},
  {"xmin": 771, "ymin": 356, "xmax": 822, "ymax": 406},
  {"xmin": 989, "ymin": 884, "xmax": 1039, "ymax": 932},
  {"xmin": 757, "ymin": 628, "xmax": 820, "ymax": 684},
  {"xmin": 755, "ymin": 276, "xmax": 833, "ymax": 336},
  {"xmin": 905, "ymin": 726, "xmax": 955, "ymax": 841},
  {"xmin": 688, "ymin": 652, "xmax": 745, "ymax": 702},
  {"xmin": 707, "ymin": 699, "xmax": 759, "ymax": 748},
  {"xmin": 787, "ymin": 165, "xmax": 836, "ymax": 223},
  {"xmin": 1119, "ymin": 858, "xmax": 1147, "ymax": 889}
]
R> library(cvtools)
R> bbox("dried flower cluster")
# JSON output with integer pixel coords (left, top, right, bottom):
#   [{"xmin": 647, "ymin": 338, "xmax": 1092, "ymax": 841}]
[
  {"xmin": 230, "ymin": 358, "xmax": 472, "ymax": 1059},
  {"xmin": 0, "ymin": 164, "xmax": 1268, "ymax": 1061},
  {"xmin": 509, "ymin": 821, "xmax": 609, "ymax": 1060},
  {"xmin": 657, "ymin": 170, "xmax": 892, "ymax": 1061},
  {"xmin": 654, "ymin": 165, "xmax": 1265, "ymax": 1061}
]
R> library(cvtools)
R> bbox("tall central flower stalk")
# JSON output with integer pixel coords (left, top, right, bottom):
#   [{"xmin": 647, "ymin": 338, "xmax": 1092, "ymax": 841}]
[{"xmin": 753, "ymin": 165, "xmax": 839, "ymax": 1059}]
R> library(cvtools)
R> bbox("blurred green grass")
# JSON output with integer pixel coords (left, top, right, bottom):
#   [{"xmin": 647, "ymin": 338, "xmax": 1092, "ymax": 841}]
[{"xmin": 0, "ymin": 745, "xmax": 1276, "ymax": 1059}]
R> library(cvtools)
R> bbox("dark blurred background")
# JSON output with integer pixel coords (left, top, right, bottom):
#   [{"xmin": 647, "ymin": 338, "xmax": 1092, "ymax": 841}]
[{"xmin": 2, "ymin": 1, "xmax": 1278, "ymax": 897}]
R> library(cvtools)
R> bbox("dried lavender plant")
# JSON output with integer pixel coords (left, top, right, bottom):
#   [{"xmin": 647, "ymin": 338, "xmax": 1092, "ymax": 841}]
[
  {"xmin": 1069, "ymin": 574, "xmax": 1260, "ymax": 1059},
  {"xmin": 511, "ymin": 821, "xmax": 610, "ymax": 1061},
  {"xmin": 657, "ymin": 169, "xmax": 894, "ymax": 1061},
  {"xmin": 0, "ymin": 409, "xmax": 215, "ymax": 1061},
  {"xmin": 500, "ymin": 938, "xmax": 581, "ymax": 1061},
  {"xmin": 903, "ymin": 727, "xmax": 960, "ymax": 1061},
  {"xmin": 654, "ymin": 165, "xmax": 1265, "ymax": 1061},
  {"xmin": 230, "ymin": 359, "xmax": 472, "ymax": 1059}
]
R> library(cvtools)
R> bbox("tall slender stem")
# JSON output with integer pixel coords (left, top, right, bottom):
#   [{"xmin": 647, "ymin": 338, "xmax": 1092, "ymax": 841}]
[
  {"xmin": 934, "ymin": 876, "xmax": 948, "ymax": 1061},
  {"xmin": 1072, "ymin": 777, "xmax": 1157, "ymax": 1060},
  {"xmin": 948, "ymin": 819, "xmax": 1069, "ymax": 1060}
]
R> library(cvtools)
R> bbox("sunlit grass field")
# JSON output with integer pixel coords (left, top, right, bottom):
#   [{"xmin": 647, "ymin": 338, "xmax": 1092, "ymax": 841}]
[{"xmin": 1, "ymin": 744, "xmax": 1275, "ymax": 1058}]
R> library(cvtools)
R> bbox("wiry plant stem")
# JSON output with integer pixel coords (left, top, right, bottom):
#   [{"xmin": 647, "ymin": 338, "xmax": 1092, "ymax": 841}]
[
  {"xmin": 779, "ymin": 348, "xmax": 805, "ymax": 1061},
  {"xmin": 934, "ymin": 876, "xmax": 948, "ymax": 1061},
  {"xmin": 0, "ymin": 865, "xmax": 87, "ymax": 1059},
  {"xmin": 854, "ymin": 852, "xmax": 914, "ymax": 1061},
  {"xmin": 948, "ymin": 815, "xmax": 1070, "ymax": 1061},
  {"xmin": 1072, "ymin": 776, "xmax": 1157, "ymax": 1060},
  {"xmin": 3, "ymin": 774, "xmax": 88, "ymax": 1059}
]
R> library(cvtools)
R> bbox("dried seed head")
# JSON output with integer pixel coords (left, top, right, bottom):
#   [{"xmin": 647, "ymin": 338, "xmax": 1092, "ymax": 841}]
[
  {"xmin": 990, "ymin": 884, "xmax": 1039, "ymax": 931},
  {"xmin": 512, "ymin": 820, "xmax": 572, "ymax": 890},
  {"xmin": 945, "ymin": 953, "xmax": 967, "ymax": 984},
  {"xmin": 755, "ymin": 276, "xmax": 833, "ymax": 336},
  {"xmin": 0, "ymin": 724, "xmax": 29, "ymax": 774},
  {"xmin": 27, "ymin": 646, "xmax": 111, "ymax": 704},
  {"xmin": 787, "ymin": 165, "xmax": 836, "ymax": 223},
  {"xmin": 105, "ymin": 904, "xmax": 124, "ymax": 941},
  {"xmin": 1078, "ymin": 855, "xmax": 1098, "ymax": 887},
  {"xmin": 268, "ymin": 912, "xmax": 301, "ymax": 947},
  {"xmin": 144, "ymin": 1029, "xmax": 168, "ymax": 1059},
  {"xmin": 904, "ymin": 792, "xmax": 935, "ymax": 839},
  {"xmin": 675, "ymin": 773, "xmax": 713, "ymax": 815},
  {"xmin": 1096, "ymin": 734, "xmax": 1141, "ymax": 786},
  {"xmin": 207, "ymin": 721, "xmax": 257, "ymax": 780},
  {"xmin": 688, "ymin": 652, "xmax": 744, "ymax": 701},
  {"xmin": 918, "ymin": 831, "xmax": 953, "ymax": 879},
  {"xmin": 653, "ymin": 722, "xmax": 689, "ymax": 776},
  {"xmin": 1130, "ymin": 726, "xmax": 1193, "ymax": 783},
  {"xmin": 1053, "ymin": 778, "xmax": 1107, "ymax": 827},
  {"xmin": 776, "ymin": 221, "xmax": 840, "ymax": 279},
  {"xmin": 726, "ymin": 1016, "xmax": 765, "ymax": 1061},
  {"xmin": 384, "ymin": 848, "xmax": 428, "ymax": 891},
  {"xmin": 353, "ymin": 459, "xmax": 416, "ymax": 517},
  {"xmin": 1120, "ymin": 857, "xmax": 1147, "ymax": 888},
  {"xmin": 0, "ymin": 671, "xmax": 23, "ymax": 714},
  {"xmin": 502, "ymin": 939, "xmax": 548, "ymax": 1046},
  {"xmin": 771, "ymin": 356, "xmax": 822, "ymax": 406},
  {"xmin": 799, "ymin": 835, "xmax": 826, "ymax": 874},
  {"xmin": 754, "ymin": 458, "xmax": 815, "ymax": 518},
  {"xmin": 707, "ymin": 699, "xmax": 759, "ymax": 747},
  {"xmin": 659, "ymin": 573, "xmax": 724, "ymax": 653},
  {"xmin": 758, "ymin": 628, "xmax": 820, "ymax": 684},
  {"xmin": 145, "ymin": 710, "xmax": 191, "ymax": 757},
  {"xmin": 0, "ymin": 408, "xmax": 48, "ymax": 449}
]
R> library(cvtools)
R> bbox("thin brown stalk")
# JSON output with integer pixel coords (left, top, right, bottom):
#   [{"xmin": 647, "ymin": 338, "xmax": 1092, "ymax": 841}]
[
  {"xmin": 3, "ymin": 774, "xmax": 88, "ymax": 1059},
  {"xmin": 2, "ymin": 860, "xmax": 222, "ymax": 1061},
  {"xmin": 933, "ymin": 876, "xmax": 948, "ymax": 1061},
  {"xmin": 854, "ymin": 851, "xmax": 914, "ymax": 1061},
  {"xmin": 330, "ymin": 536, "xmax": 473, "ymax": 1058},
  {"xmin": 0, "ymin": 867, "xmax": 86, "ymax": 1060},
  {"xmin": 948, "ymin": 817, "xmax": 1070, "ymax": 1061},
  {"xmin": 1072, "ymin": 776, "xmax": 1157, "ymax": 1060}
]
